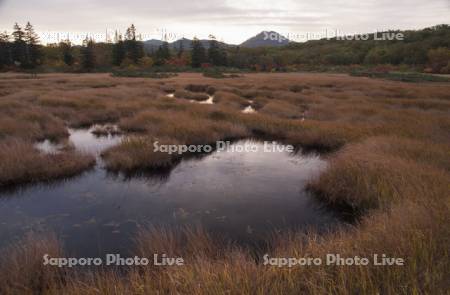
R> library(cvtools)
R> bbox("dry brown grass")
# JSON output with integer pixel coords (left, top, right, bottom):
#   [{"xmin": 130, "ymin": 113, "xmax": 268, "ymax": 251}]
[
  {"xmin": 308, "ymin": 136, "xmax": 450, "ymax": 212},
  {"xmin": 0, "ymin": 72, "xmax": 449, "ymax": 293},
  {"xmin": 0, "ymin": 101, "xmax": 68, "ymax": 141},
  {"xmin": 0, "ymin": 139, "xmax": 95, "ymax": 188},
  {"xmin": 184, "ymin": 84, "xmax": 216, "ymax": 95},
  {"xmin": 0, "ymin": 233, "xmax": 63, "ymax": 295},
  {"xmin": 259, "ymin": 100, "xmax": 305, "ymax": 119},
  {"xmin": 102, "ymin": 137, "xmax": 180, "ymax": 172},
  {"xmin": 91, "ymin": 124, "xmax": 122, "ymax": 136},
  {"xmin": 105, "ymin": 109, "xmax": 248, "ymax": 171},
  {"xmin": 214, "ymin": 90, "xmax": 250, "ymax": 109}
]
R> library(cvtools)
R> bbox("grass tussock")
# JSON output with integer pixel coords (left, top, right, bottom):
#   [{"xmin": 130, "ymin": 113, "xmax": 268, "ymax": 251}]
[
  {"xmin": 0, "ymin": 103, "xmax": 68, "ymax": 141},
  {"xmin": 308, "ymin": 136, "xmax": 450, "ymax": 212},
  {"xmin": 102, "ymin": 137, "xmax": 180, "ymax": 172},
  {"xmin": 111, "ymin": 70, "xmax": 177, "ymax": 79},
  {"xmin": 0, "ymin": 139, "xmax": 95, "ymax": 188},
  {"xmin": 289, "ymin": 84, "xmax": 311, "ymax": 93},
  {"xmin": 91, "ymin": 124, "xmax": 122, "ymax": 136},
  {"xmin": 351, "ymin": 71, "xmax": 450, "ymax": 83},
  {"xmin": 105, "ymin": 110, "xmax": 249, "ymax": 171},
  {"xmin": 259, "ymin": 100, "xmax": 305, "ymax": 119},
  {"xmin": 184, "ymin": 84, "xmax": 216, "ymax": 95},
  {"xmin": 174, "ymin": 90, "xmax": 210, "ymax": 101},
  {"xmin": 214, "ymin": 90, "xmax": 250, "ymax": 109}
]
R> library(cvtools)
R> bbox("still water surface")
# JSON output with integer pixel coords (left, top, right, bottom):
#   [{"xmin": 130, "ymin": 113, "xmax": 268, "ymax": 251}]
[{"xmin": 0, "ymin": 128, "xmax": 338, "ymax": 256}]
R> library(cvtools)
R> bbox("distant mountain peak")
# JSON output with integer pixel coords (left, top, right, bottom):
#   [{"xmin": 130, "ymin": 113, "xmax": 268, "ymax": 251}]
[
  {"xmin": 143, "ymin": 37, "xmax": 230, "ymax": 53},
  {"xmin": 240, "ymin": 31, "xmax": 290, "ymax": 48},
  {"xmin": 143, "ymin": 31, "xmax": 290, "ymax": 53}
]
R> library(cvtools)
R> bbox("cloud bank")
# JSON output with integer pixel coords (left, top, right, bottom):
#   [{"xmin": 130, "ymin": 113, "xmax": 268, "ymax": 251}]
[{"xmin": 0, "ymin": 0, "xmax": 448, "ymax": 44}]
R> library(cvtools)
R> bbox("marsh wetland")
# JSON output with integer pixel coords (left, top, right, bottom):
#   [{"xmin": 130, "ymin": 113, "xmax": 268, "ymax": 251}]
[{"xmin": 0, "ymin": 72, "xmax": 449, "ymax": 294}]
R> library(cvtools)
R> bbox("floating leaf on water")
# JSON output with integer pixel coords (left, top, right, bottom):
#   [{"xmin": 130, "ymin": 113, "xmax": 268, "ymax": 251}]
[{"xmin": 246, "ymin": 225, "xmax": 253, "ymax": 234}]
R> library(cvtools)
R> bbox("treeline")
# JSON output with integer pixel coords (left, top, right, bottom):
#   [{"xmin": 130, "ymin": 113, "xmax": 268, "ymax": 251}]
[
  {"xmin": 226, "ymin": 25, "xmax": 450, "ymax": 73},
  {"xmin": 0, "ymin": 23, "xmax": 449, "ymax": 73},
  {"xmin": 0, "ymin": 22, "xmax": 41, "ymax": 69},
  {"xmin": 0, "ymin": 23, "xmax": 228, "ymax": 71},
  {"xmin": 109, "ymin": 27, "xmax": 227, "ymax": 68}
]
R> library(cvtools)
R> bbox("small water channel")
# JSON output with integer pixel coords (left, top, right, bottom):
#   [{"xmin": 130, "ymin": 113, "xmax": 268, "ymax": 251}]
[
  {"xmin": 166, "ymin": 93, "xmax": 215, "ymax": 104},
  {"xmin": 242, "ymin": 105, "xmax": 256, "ymax": 113},
  {"xmin": 196, "ymin": 95, "xmax": 214, "ymax": 104},
  {"xmin": 1, "ymin": 127, "xmax": 339, "ymax": 257}
]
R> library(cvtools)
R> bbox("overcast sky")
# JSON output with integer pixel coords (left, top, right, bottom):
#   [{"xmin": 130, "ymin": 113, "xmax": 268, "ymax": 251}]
[{"xmin": 0, "ymin": 0, "xmax": 448, "ymax": 44}]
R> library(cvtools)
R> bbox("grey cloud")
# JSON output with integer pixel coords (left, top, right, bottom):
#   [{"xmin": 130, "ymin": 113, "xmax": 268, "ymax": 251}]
[{"xmin": 0, "ymin": 0, "xmax": 448, "ymax": 43}]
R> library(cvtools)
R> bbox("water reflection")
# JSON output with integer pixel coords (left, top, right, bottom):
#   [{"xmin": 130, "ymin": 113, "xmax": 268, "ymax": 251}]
[
  {"xmin": 35, "ymin": 139, "xmax": 64, "ymax": 154},
  {"xmin": 68, "ymin": 126, "xmax": 123, "ymax": 157},
  {"xmin": 35, "ymin": 125, "xmax": 123, "ymax": 158}
]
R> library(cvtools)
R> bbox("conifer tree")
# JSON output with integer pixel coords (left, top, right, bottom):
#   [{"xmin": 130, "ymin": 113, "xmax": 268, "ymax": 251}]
[
  {"xmin": 24, "ymin": 22, "xmax": 41, "ymax": 68},
  {"xmin": 12, "ymin": 23, "xmax": 27, "ymax": 67},
  {"xmin": 0, "ymin": 31, "xmax": 13, "ymax": 68},
  {"xmin": 218, "ymin": 46, "xmax": 228, "ymax": 66},
  {"xmin": 155, "ymin": 41, "xmax": 170, "ymax": 64},
  {"xmin": 208, "ymin": 35, "xmax": 227, "ymax": 66},
  {"xmin": 60, "ymin": 40, "xmax": 74, "ymax": 66},
  {"xmin": 124, "ymin": 24, "xmax": 144, "ymax": 63},
  {"xmin": 154, "ymin": 42, "xmax": 168, "ymax": 65},
  {"xmin": 125, "ymin": 24, "xmax": 136, "ymax": 41},
  {"xmin": 112, "ymin": 34, "xmax": 125, "ymax": 66},
  {"xmin": 0, "ymin": 32, "xmax": 9, "ymax": 43},
  {"xmin": 191, "ymin": 38, "xmax": 205, "ymax": 68},
  {"xmin": 208, "ymin": 37, "xmax": 220, "ymax": 66},
  {"xmin": 177, "ymin": 41, "xmax": 184, "ymax": 58},
  {"xmin": 81, "ymin": 38, "xmax": 96, "ymax": 71},
  {"xmin": 161, "ymin": 41, "xmax": 170, "ymax": 59},
  {"xmin": 12, "ymin": 23, "xmax": 24, "ymax": 42}
]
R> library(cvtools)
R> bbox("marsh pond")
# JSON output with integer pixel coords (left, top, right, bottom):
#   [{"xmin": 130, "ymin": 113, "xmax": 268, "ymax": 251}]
[{"xmin": 0, "ymin": 127, "xmax": 341, "ymax": 256}]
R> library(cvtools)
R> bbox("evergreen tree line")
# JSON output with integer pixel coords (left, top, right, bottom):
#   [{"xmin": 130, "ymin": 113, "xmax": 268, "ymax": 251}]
[
  {"xmin": 0, "ymin": 22, "xmax": 41, "ymax": 69},
  {"xmin": 60, "ymin": 25, "xmax": 228, "ymax": 70},
  {"xmin": 112, "ymin": 24, "xmax": 145, "ymax": 66},
  {"xmin": 191, "ymin": 37, "xmax": 228, "ymax": 67},
  {"xmin": 1, "ymin": 23, "xmax": 449, "ymax": 73}
]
